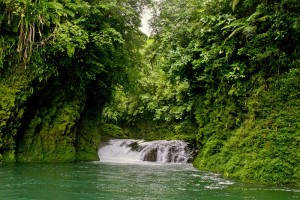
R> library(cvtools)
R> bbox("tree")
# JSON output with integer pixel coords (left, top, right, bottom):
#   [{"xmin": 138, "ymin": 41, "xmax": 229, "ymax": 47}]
[
  {"xmin": 0, "ymin": 0, "xmax": 148, "ymax": 162},
  {"xmin": 113, "ymin": 0, "xmax": 300, "ymax": 184}
]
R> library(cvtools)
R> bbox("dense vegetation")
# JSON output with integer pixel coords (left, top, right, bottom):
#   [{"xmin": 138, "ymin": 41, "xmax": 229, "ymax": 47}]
[
  {"xmin": 0, "ymin": 0, "xmax": 299, "ymax": 186},
  {"xmin": 104, "ymin": 0, "xmax": 300, "ymax": 185},
  {"xmin": 0, "ymin": 0, "xmax": 148, "ymax": 162}
]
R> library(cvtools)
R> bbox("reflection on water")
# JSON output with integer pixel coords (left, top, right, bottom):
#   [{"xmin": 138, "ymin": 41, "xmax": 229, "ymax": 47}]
[{"xmin": 0, "ymin": 162, "xmax": 299, "ymax": 200}]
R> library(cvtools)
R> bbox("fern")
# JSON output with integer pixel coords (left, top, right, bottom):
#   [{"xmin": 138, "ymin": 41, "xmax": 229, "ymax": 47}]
[
  {"xmin": 225, "ymin": 26, "xmax": 244, "ymax": 41},
  {"xmin": 232, "ymin": 0, "xmax": 240, "ymax": 11}
]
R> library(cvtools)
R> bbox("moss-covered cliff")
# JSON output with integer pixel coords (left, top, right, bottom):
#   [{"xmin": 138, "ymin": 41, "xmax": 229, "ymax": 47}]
[
  {"xmin": 0, "ymin": 67, "xmax": 36, "ymax": 162},
  {"xmin": 0, "ymin": 68, "xmax": 105, "ymax": 163},
  {"xmin": 16, "ymin": 77, "xmax": 85, "ymax": 162},
  {"xmin": 0, "ymin": 0, "xmax": 146, "ymax": 163}
]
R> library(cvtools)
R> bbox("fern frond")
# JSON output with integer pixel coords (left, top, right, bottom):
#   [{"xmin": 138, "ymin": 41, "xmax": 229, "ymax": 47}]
[
  {"xmin": 257, "ymin": 15, "xmax": 272, "ymax": 22},
  {"xmin": 225, "ymin": 26, "xmax": 244, "ymax": 41},
  {"xmin": 232, "ymin": 0, "xmax": 240, "ymax": 11},
  {"xmin": 243, "ymin": 25, "xmax": 257, "ymax": 36},
  {"xmin": 247, "ymin": 10, "xmax": 261, "ymax": 22},
  {"xmin": 222, "ymin": 20, "xmax": 245, "ymax": 30}
]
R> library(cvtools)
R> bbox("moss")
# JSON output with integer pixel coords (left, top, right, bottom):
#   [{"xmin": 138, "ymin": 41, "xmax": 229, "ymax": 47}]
[
  {"xmin": 75, "ymin": 102, "xmax": 104, "ymax": 162},
  {"xmin": 0, "ymin": 84, "xmax": 26, "ymax": 163},
  {"xmin": 2, "ymin": 150, "xmax": 16, "ymax": 163},
  {"xmin": 0, "ymin": 65, "xmax": 110, "ymax": 163},
  {"xmin": 17, "ymin": 106, "xmax": 79, "ymax": 162},
  {"xmin": 75, "ymin": 120, "xmax": 101, "ymax": 162},
  {"xmin": 100, "ymin": 123, "xmax": 126, "ymax": 142},
  {"xmin": 0, "ymin": 64, "xmax": 50, "ymax": 163},
  {"xmin": 193, "ymin": 71, "xmax": 300, "ymax": 185},
  {"xmin": 16, "ymin": 79, "xmax": 85, "ymax": 162}
]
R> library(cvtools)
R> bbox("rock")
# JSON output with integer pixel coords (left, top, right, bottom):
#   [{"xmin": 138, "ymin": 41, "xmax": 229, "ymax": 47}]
[
  {"xmin": 143, "ymin": 148, "xmax": 157, "ymax": 162},
  {"xmin": 128, "ymin": 141, "xmax": 140, "ymax": 151}
]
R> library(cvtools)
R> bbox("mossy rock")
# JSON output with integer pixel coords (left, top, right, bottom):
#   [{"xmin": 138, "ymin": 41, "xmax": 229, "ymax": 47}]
[{"xmin": 101, "ymin": 123, "xmax": 126, "ymax": 141}]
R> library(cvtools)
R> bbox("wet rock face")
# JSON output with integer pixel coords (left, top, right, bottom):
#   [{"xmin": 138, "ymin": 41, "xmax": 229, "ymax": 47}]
[
  {"xmin": 143, "ymin": 148, "xmax": 158, "ymax": 162},
  {"xmin": 128, "ymin": 141, "xmax": 140, "ymax": 151}
]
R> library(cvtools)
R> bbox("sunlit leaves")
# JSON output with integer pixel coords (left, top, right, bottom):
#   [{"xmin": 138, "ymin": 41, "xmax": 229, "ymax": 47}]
[
  {"xmin": 91, "ymin": 28, "xmax": 124, "ymax": 48},
  {"xmin": 53, "ymin": 22, "xmax": 89, "ymax": 57}
]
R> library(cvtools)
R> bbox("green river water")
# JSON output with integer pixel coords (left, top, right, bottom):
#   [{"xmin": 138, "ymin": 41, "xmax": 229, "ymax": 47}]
[{"xmin": 0, "ymin": 162, "xmax": 299, "ymax": 200}]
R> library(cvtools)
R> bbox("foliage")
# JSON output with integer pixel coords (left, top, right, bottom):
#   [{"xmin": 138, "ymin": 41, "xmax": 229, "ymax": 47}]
[
  {"xmin": 102, "ymin": 39, "xmax": 193, "ymax": 126},
  {"xmin": 0, "ymin": 0, "xmax": 148, "ymax": 162},
  {"xmin": 100, "ymin": 123, "xmax": 127, "ymax": 142},
  {"xmin": 1, "ymin": 0, "xmax": 300, "ymax": 187},
  {"xmin": 194, "ymin": 70, "xmax": 300, "ymax": 185},
  {"xmin": 144, "ymin": 0, "xmax": 300, "ymax": 185},
  {"xmin": 101, "ymin": 0, "xmax": 300, "ymax": 185}
]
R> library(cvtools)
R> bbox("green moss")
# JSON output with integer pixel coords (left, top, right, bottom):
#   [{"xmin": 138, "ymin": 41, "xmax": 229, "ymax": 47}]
[
  {"xmin": 0, "ymin": 64, "xmax": 49, "ymax": 163},
  {"xmin": 101, "ymin": 123, "xmax": 126, "ymax": 141},
  {"xmin": 0, "ymin": 67, "xmax": 109, "ymax": 163},
  {"xmin": 16, "ymin": 85, "xmax": 84, "ymax": 162},
  {"xmin": 193, "ymin": 71, "xmax": 300, "ymax": 185},
  {"xmin": 2, "ymin": 150, "xmax": 16, "ymax": 163},
  {"xmin": 75, "ymin": 104, "xmax": 103, "ymax": 162},
  {"xmin": 75, "ymin": 129, "xmax": 101, "ymax": 161}
]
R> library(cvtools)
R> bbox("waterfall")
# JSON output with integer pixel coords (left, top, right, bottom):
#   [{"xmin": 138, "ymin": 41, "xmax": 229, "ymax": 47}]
[{"xmin": 98, "ymin": 139, "xmax": 193, "ymax": 164}]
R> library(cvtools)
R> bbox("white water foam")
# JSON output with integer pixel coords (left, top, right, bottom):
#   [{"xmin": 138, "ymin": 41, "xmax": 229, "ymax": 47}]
[
  {"xmin": 98, "ymin": 139, "xmax": 140, "ymax": 163},
  {"xmin": 98, "ymin": 139, "xmax": 192, "ymax": 164}
]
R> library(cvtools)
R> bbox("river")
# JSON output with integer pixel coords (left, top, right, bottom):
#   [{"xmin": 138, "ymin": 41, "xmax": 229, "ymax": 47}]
[{"xmin": 0, "ymin": 139, "xmax": 299, "ymax": 199}]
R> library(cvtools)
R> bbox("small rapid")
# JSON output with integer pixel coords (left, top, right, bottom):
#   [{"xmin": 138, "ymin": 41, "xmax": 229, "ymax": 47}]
[{"xmin": 98, "ymin": 139, "xmax": 193, "ymax": 164}]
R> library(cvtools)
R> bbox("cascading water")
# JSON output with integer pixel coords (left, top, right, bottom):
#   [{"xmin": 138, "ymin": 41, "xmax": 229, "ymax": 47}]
[{"xmin": 98, "ymin": 139, "xmax": 193, "ymax": 164}]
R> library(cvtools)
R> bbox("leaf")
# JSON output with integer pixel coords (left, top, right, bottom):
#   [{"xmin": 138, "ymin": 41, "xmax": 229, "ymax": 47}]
[
  {"xmin": 222, "ymin": 20, "xmax": 244, "ymax": 30},
  {"xmin": 257, "ymin": 15, "xmax": 272, "ymax": 22},
  {"xmin": 242, "ymin": 25, "xmax": 257, "ymax": 36},
  {"xmin": 247, "ymin": 10, "xmax": 261, "ymax": 22},
  {"xmin": 225, "ymin": 26, "xmax": 244, "ymax": 41},
  {"xmin": 232, "ymin": 0, "xmax": 240, "ymax": 11}
]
